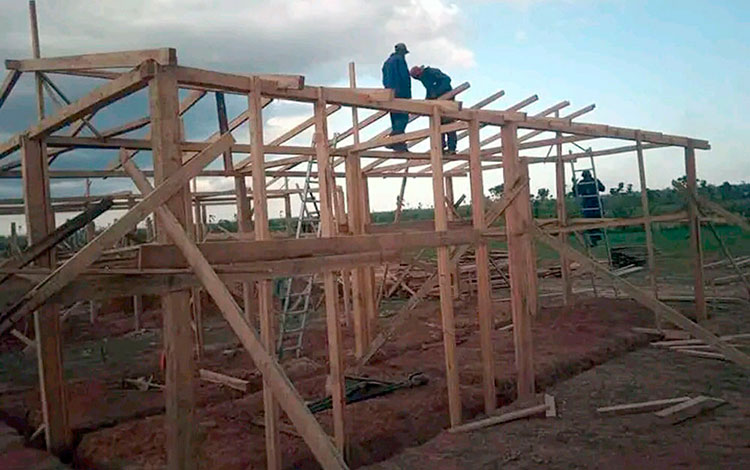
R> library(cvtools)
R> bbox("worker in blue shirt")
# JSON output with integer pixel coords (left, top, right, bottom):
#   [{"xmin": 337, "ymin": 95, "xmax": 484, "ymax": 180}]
[
  {"xmin": 381, "ymin": 43, "xmax": 411, "ymax": 152},
  {"xmin": 410, "ymin": 65, "xmax": 456, "ymax": 154}
]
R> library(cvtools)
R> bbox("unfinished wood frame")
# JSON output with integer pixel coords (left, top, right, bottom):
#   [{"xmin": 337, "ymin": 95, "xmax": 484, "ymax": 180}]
[{"xmin": 0, "ymin": 45, "xmax": 720, "ymax": 470}]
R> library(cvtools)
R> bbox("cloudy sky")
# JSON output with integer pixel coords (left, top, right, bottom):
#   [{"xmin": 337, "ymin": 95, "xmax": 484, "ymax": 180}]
[{"xmin": 0, "ymin": 0, "xmax": 748, "ymax": 234}]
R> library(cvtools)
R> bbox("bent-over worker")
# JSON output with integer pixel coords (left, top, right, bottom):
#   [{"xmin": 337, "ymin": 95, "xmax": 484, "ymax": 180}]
[{"xmin": 410, "ymin": 65, "xmax": 456, "ymax": 154}]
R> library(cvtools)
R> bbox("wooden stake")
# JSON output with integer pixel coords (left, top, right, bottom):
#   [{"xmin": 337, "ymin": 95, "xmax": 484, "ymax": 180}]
[
  {"xmin": 468, "ymin": 116, "xmax": 496, "ymax": 414},
  {"xmin": 501, "ymin": 123, "xmax": 536, "ymax": 399},
  {"xmin": 429, "ymin": 107, "xmax": 462, "ymax": 426},
  {"xmin": 636, "ymin": 134, "xmax": 659, "ymax": 321}
]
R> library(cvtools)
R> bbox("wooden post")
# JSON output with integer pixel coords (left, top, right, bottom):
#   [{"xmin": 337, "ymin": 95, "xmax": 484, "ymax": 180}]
[
  {"xmin": 429, "ymin": 108, "xmax": 462, "ymax": 427},
  {"xmin": 249, "ymin": 77, "xmax": 282, "ymax": 470},
  {"xmin": 346, "ymin": 62, "xmax": 369, "ymax": 357},
  {"xmin": 146, "ymin": 216, "xmax": 155, "ymax": 241},
  {"xmin": 149, "ymin": 65, "xmax": 196, "ymax": 470},
  {"xmin": 445, "ymin": 176, "xmax": 461, "ymax": 298},
  {"xmin": 554, "ymin": 115, "xmax": 572, "ymax": 306},
  {"xmin": 468, "ymin": 117, "xmax": 496, "ymax": 414},
  {"xmin": 361, "ymin": 176, "xmax": 378, "ymax": 337},
  {"xmin": 10, "ymin": 222, "xmax": 19, "ymax": 255},
  {"xmin": 685, "ymin": 143, "xmax": 706, "ymax": 323},
  {"xmin": 133, "ymin": 295, "xmax": 143, "ymax": 331},
  {"xmin": 21, "ymin": 135, "xmax": 71, "ymax": 455},
  {"xmin": 28, "ymin": 0, "xmax": 44, "ymax": 120},
  {"xmin": 284, "ymin": 193, "xmax": 292, "ymax": 236},
  {"xmin": 636, "ymin": 134, "xmax": 659, "ymax": 322},
  {"xmin": 335, "ymin": 186, "xmax": 352, "ymax": 327},
  {"xmin": 315, "ymin": 91, "xmax": 347, "ymax": 454},
  {"xmin": 501, "ymin": 123, "xmax": 536, "ymax": 399}
]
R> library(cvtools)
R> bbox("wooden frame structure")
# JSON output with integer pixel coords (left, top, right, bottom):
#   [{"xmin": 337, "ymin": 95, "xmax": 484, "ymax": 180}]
[{"xmin": 2, "ymin": 40, "xmax": 748, "ymax": 470}]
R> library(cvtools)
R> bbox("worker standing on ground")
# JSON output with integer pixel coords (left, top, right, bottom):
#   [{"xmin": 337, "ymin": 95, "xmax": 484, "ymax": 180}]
[
  {"xmin": 573, "ymin": 170, "xmax": 606, "ymax": 246},
  {"xmin": 410, "ymin": 65, "xmax": 457, "ymax": 154},
  {"xmin": 381, "ymin": 43, "xmax": 411, "ymax": 152}
]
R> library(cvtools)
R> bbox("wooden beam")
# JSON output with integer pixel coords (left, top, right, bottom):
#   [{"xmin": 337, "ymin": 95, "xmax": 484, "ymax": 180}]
[
  {"xmin": 468, "ymin": 116, "xmax": 496, "ymax": 415},
  {"xmin": 121, "ymin": 154, "xmax": 348, "ymax": 470},
  {"xmin": 684, "ymin": 143, "xmax": 706, "ymax": 323},
  {"xmin": 315, "ymin": 92, "xmax": 347, "ymax": 454},
  {"xmin": 429, "ymin": 107, "xmax": 462, "ymax": 427},
  {"xmin": 248, "ymin": 77, "xmax": 282, "ymax": 470},
  {"xmin": 25, "ymin": 61, "xmax": 154, "ymax": 139},
  {"xmin": 654, "ymin": 396, "xmax": 726, "ymax": 424},
  {"xmin": 6, "ymin": 48, "xmax": 176, "ymax": 71},
  {"xmin": 596, "ymin": 397, "xmax": 692, "ymax": 416},
  {"xmin": 448, "ymin": 403, "xmax": 549, "ymax": 433},
  {"xmin": 532, "ymin": 225, "xmax": 750, "ymax": 370},
  {"xmin": 0, "ymin": 133, "xmax": 234, "ymax": 336},
  {"xmin": 0, "ymin": 70, "xmax": 21, "ymax": 110},
  {"xmin": 199, "ymin": 369, "xmax": 248, "ymax": 392},
  {"xmin": 20, "ymin": 135, "xmax": 71, "ymax": 454},
  {"xmin": 555, "ymin": 112, "xmax": 572, "ymax": 306},
  {"xmin": 636, "ymin": 133, "xmax": 659, "ymax": 314},
  {"xmin": 502, "ymin": 123, "xmax": 536, "ymax": 399}
]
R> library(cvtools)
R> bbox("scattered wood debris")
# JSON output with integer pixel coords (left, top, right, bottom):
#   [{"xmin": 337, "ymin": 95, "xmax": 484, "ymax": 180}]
[
  {"xmin": 654, "ymin": 395, "xmax": 727, "ymax": 424},
  {"xmin": 449, "ymin": 394, "xmax": 556, "ymax": 433},
  {"xmin": 631, "ymin": 327, "xmax": 691, "ymax": 340},
  {"xmin": 199, "ymin": 368, "xmax": 249, "ymax": 392},
  {"xmin": 597, "ymin": 397, "xmax": 692, "ymax": 416},
  {"xmin": 122, "ymin": 375, "xmax": 163, "ymax": 391}
]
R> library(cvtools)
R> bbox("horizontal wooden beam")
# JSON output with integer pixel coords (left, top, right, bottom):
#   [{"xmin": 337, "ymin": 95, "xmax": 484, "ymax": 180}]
[
  {"xmin": 139, "ymin": 228, "xmax": 483, "ymax": 269},
  {"xmin": 5, "ymin": 48, "xmax": 176, "ymax": 71},
  {"xmin": 175, "ymin": 66, "xmax": 304, "ymax": 92}
]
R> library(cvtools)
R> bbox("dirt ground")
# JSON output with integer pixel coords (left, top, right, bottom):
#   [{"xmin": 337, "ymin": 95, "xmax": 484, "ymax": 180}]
[
  {"xmin": 0, "ymin": 272, "xmax": 747, "ymax": 469},
  {"xmin": 361, "ymin": 332, "xmax": 750, "ymax": 469}
]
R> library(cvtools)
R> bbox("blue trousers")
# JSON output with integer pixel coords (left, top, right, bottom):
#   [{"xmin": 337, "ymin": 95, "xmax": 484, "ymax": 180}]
[{"xmin": 390, "ymin": 112, "xmax": 409, "ymax": 135}]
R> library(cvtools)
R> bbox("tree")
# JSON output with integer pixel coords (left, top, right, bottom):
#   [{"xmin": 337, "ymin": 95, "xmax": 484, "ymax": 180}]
[
  {"xmin": 536, "ymin": 187, "xmax": 550, "ymax": 201},
  {"xmin": 488, "ymin": 183, "xmax": 504, "ymax": 199}
]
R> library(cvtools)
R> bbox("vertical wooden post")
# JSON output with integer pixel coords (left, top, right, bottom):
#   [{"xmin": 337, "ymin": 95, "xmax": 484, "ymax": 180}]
[
  {"xmin": 555, "ymin": 118, "xmax": 572, "ymax": 306},
  {"xmin": 150, "ymin": 65, "xmax": 196, "ymax": 470},
  {"xmin": 284, "ymin": 193, "xmax": 292, "ymax": 236},
  {"xmin": 21, "ymin": 135, "xmax": 71, "ymax": 455},
  {"xmin": 315, "ymin": 91, "xmax": 347, "ymax": 454},
  {"xmin": 248, "ymin": 77, "xmax": 282, "ymax": 470},
  {"xmin": 501, "ymin": 123, "xmax": 536, "ymax": 399},
  {"xmin": 635, "ymin": 134, "xmax": 659, "ymax": 321},
  {"xmin": 346, "ymin": 62, "xmax": 369, "ymax": 357},
  {"xmin": 146, "ymin": 216, "xmax": 155, "ymax": 241},
  {"xmin": 445, "ymin": 176, "xmax": 455, "ymax": 222},
  {"xmin": 429, "ymin": 107, "xmax": 462, "ymax": 427},
  {"xmin": 468, "ymin": 117, "xmax": 497, "ymax": 414},
  {"xmin": 10, "ymin": 222, "xmax": 19, "ymax": 255},
  {"xmin": 445, "ymin": 176, "xmax": 461, "ymax": 298},
  {"xmin": 685, "ymin": 143, "xmax": 706, "ymax": 322},
  {"xmin": 133, "ymin": 295, "xmax": 143, "ymax": 331},
  {"xmin": 335, "ymin": 186, "xmax": 352, "ymax": 327},
  {"xmin": 193, "ymin": 196, "xmax": 203, "ymax": 241},
  {"xmin": 28, "ymin": 0, "xmax": 44, "ymax": 120},
  {"xmin": 361, "ymin": 176, "xmax": 378, "ymax": 337}
]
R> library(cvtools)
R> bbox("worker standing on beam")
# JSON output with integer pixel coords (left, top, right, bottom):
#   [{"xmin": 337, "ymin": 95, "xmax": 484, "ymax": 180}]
[
  {"xmin": 410, "ymin": 65, "xmax": 457, "ymax": 154},
  {"xmin": 382, "ymin": 42, "xmax": 411, "ymax": 152}
]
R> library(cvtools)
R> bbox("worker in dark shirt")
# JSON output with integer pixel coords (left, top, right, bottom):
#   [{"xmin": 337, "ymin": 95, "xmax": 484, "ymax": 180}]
[
  {"xmin": 573, "ymin": 170, "xmax": 606, "ymax": 246},
  {"xmin": 381, "ymin": 43, "xmax": 411, "ymax": 152},
  {"xmin": 410, "ymin": 65, "xmax": 456, "ymax": 153}
]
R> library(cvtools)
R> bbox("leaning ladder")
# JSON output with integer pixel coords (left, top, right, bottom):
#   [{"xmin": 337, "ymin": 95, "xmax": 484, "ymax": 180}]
[{"xmin": 277, "ymin": 154, "xmax": 321, "ymax": 359}]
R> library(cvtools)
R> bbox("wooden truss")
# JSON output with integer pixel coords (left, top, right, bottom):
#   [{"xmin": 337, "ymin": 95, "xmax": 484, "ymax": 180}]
[{"xmin": 2, "ymin": 43, "xmax": 745, "ymax": 470}]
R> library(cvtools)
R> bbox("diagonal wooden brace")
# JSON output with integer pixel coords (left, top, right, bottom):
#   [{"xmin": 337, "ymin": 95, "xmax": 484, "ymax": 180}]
[
  {"xmin": 121, "ymin": 154, "xmax": 348, "ymax": 469},
  {"xmin": 532, "ymin": 223, "xmax": 750, "ymax": 370},
  {"xmin": 0, "ymin": 133, "xmax": 234, "ymax": 336}
]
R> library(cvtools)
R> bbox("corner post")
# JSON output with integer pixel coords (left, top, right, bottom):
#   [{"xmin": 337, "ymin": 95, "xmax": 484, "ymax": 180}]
[
  {"xmin": 149, "ymin": 65, "xmax": 196, "ymax": 470},
  {"xmin": 501, "ymin": 123, "xmax": 536, "ymax": 399},
  {"xmin": 21, "ymin": 135, "xmax": 71, "ymax": 455},
  {"xmin": 555, "ymin": 120, "xmax": 572, "ymax": 306}
]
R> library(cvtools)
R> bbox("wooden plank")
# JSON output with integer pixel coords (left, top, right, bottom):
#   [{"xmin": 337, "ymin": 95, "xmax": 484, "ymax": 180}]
[
  {"xmin": 555, "ymin": 112, "xmax": 572, "ymax": 306},
  {"xmin": 0, "ymin": 133, "xmax": 234, "ymax": 336},
  {"xmin": 502, "ymin": 123, "xmax": 536, "ymax": 399},
  {"xmin": 448, "ymin": 403, "xmax": 549, "ymax": 433},
  {"xmin": 597, "ymin": 397, "xmax": 692, "ymax": 416},
  {"xmin": 248, "ymin": 77, "xmax": 282, "ymax": 470},
  {"xmin": 429, "ymin": 107, "xmax": 462, "ymax": 427},
  {"xmin": 20, "ymin": 136, "xmax": 71, "ymax": 454},
  {"xmin": 0, "ymin": 70, "xmax": 21, "ymax": 110},
  {"xmin": 545, "ymin": 394, "xmax": 557, "ymax": 418},
  {"xmin": 149, "ymin": 65, "xmax": 196, "ymax": 470},
  {"xmin": 468, "ymin": 116, "xmax": 496, "ymax": 415},
  {"xmin": 174, "ymin": 66, "xmax": 303, "ymax": 93},
  {"xmin": 315, "ymin": 92, "xmax": 347, "ymax": 454},
  {"xmin": 532, "ymin": 225, "xmax": 750, "ymax": 370},
  {"xmin": 199, "ymin": 369, "xmax": 248, "ymax": 392},
  {"xmin": 636, "ymin": 134, "xmax": 659, "ymax": 307},
  {"xmin": 654, "ymin": 395, "xmax": 726, "ymax": 424},
  {"xmin": 121, "ymin": 156, "xmax": 348, "ymax": 470},
  {"xmin": 673, "ymin": 349, "xmax": 727, "ymax": 361},
  {"xmin": 6, "ymin": 48, "xmax": 176, "ymax": 71},
  {"xmin": 684, "ymin": 144, "xmax": 706, "ymax": 322},
  {"xmin": 26, "ymin": 62, "xmax": 154, "ymax": 139}
]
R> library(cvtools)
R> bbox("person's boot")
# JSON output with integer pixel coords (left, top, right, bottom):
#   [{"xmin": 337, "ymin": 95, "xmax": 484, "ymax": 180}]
[{"xmin": 387, "ymin": 143, "xmax": 409, "ymax": 152}]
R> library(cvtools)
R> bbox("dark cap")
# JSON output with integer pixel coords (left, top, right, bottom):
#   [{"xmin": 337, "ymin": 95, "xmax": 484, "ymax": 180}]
[{"xmin": 395, "ymin": 43, "xmax": 409, "ymax": 54}]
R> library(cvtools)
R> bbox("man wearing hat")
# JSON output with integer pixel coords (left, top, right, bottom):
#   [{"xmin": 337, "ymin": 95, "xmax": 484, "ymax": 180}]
[
  {"xmin": 381, "ymin": 43, "xmax": 412, "ymax": 151},
  {"xmin": 410, "ymin": 65, "xmax": 456, "ymax": 154}
]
